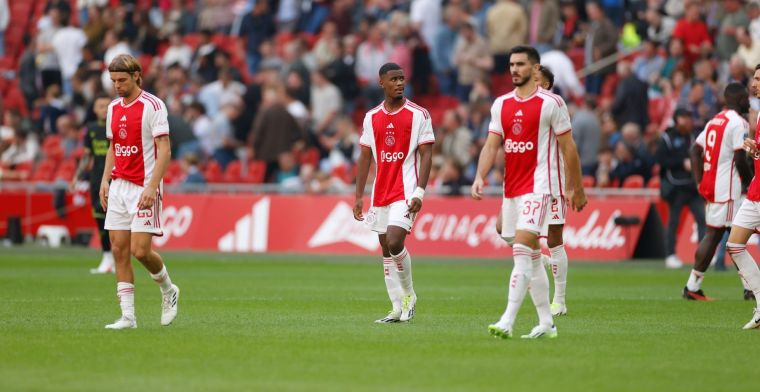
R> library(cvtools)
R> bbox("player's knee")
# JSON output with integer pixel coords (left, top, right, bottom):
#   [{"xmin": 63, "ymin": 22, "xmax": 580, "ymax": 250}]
[
  {"xmin": 131, "ymin": 245, "xmax": 150, "ymax": 261},
  {"xmin": 386, "ymin": 237, "xmax": 405, "ymax": 255},
  {"xmin": 111, "ymin": 243, "xmax": 128, "ymax": 259}
]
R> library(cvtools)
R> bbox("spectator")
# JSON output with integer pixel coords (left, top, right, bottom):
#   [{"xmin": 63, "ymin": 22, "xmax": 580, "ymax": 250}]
[
  {"xmin": 250, "ymin": 87, "xmax": 306, "ymax": 181},
  {"xmin": 453, "ymin": 18, "xmax": 492, "ymax": 102},
  {"xmin": 672, "ymin": 1, "xmax": 712, "ymax": 70},
  {"xmin": 101, "ymin": 29, "xmax": 133, "ymax": 92},
  {"xmin": 612, "ymin": 61, "xmax": 649, "ymax": 130},
  {"xmin": 356, "ymin": 21, "xmax": 392, "ymax": 106},
  {"xmin": 557, "ymin": 0, "xmax": 582, "ymax": 48},
  {"xmin": 322, "ymin": 39, "xmax": 360, "ymax": 112},
  {"xmin": 645, "ymin": 6, "xmax": 676, "ymax": 45},
  {"xmin": 661, "ymin": 38, "xmax": 686, "ymax": 80},
  {"xmin": 716, "ymin": 0, "xmax": 749, "ymax": 61},
  {"xmin": 439, "ymin": 109, "xmax": 473, "ymax": 168},
  {"xmin": 529, "ymin": 0, "xmax": 559, "ymax": 53},
  {"xmin": 37, "ymin": 8, "xmax": 63, "ymax": 92},
  {"xmin": 593, "ymin": 146, "xmax": 614, "ymax": 187},
  {"xmin": 39, "ymin": 84, "xmax": 67, "ymax": 135},
  {"xmin": 438, "ymin": 158, "xmax": 467, "ymax": 196},
  {"xmin": 655, "ymin": 107, "xmax": 705, "ymax": 269},
  {"xmin": 0, "ymin": 128, "xmax": 39, "ymax": 166},
  {"xmin": 208, "ymin": 98, "xmax": 243, "ymax": 169},
  {"xmin": 162, "ymin": 31, "xmax": 193, "ymax": 70},
  {"xmin": 541, "ymin": 48, "xmax": 585, "ymax": 99},
  {"xmin": 319, "ymin": 116, "xmax": 357, "ymax": 171},
  {"xmin": 311, "ymin": 69, "xmax": 343, "ymax": 137},
  {"xmin": 633, "ymin": 39, "xmax": 666, "ymax": 87},
  {"xmin": 410, "ymin": 0, "xmax": 443, "ymax": 50},
  {"xmin": 468, "ymin": 0, "xmax": 491, "ymax": 37},
  {"xmin": 312, "ymin": 21, "xmax": 340, "ymax": 68},
  {"xmin": 239, "ymin": 0, "xmax": 276, "ymax": 76},
  {"xmin": 275, "ymin": 151, "xmax": 300, "ymax": 186},
  {"xmin": 258, "ymin": 39, "xmax": 284, "ymax": 71},
  {"xmin": 180, "ymin": 102, "xmax": 212, "ymax": 159},
  {"xmin": 284, "ymin": 84, "xmax": 310, "ymax": 129},
  {"xmin": 52, "ymin": 18, "xmax": 87, "ymax": 98},
  {"xmin": 487, "ymin": 0, "xmax": 527, "ymax": 73},
  {"xmin": 572, "ymin": 97, "xmax": 602, "ymax": 175},
  {"xmin": 18, "ymin": 35, "xmax": 39, "ymax": 111},
  {"xmin": 584, "ymin": 1, "xmax": 618, "ymax": 95},
  {"xmin": 432, "ymin": 5, "xmax": 462, "ymax": 96},
  {"xmin": 198, "ymin": 68, "xmax": 246, "ymax": 118},
  {"xmin": 83, "ymin": 5, "xmax": 108, "ymax": 47},
  {"xmin": 180, "ymin": 153, "xmax": 206, "ymax": 185},
  {"xmin": 610, "ymin": 140, "xmax": 650, "ymax": 186},
  {"xmin": 56, "ymin": 115, "xmax": 81, "ymax": 159}
]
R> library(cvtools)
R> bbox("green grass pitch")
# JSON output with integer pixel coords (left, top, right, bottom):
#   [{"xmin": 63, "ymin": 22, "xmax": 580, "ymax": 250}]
[{"xmin": 0, "ymin": 247, "xmax": 758, "ymax": 391}]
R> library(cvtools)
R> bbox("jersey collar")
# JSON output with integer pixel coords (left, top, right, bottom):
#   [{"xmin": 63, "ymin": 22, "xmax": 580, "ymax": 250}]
[{"xmin": 381, "ymin": 98, "xmax": 407, "ymax": 115}]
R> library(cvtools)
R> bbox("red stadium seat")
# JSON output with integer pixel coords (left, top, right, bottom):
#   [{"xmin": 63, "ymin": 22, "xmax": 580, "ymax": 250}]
[
  {"xmin": 647, "ymin": 176, "xmax": 661, "ymax": 189},
  {"xmin": 622, "ymin": 175, "xmax": 645, "ymax": 189},
  {"xmin": 203, "ymin": 161, "xmax": 222, "ymax": 183},
  {"xmin": 243, "ymin": 160, "xmax": 266, "ymax": 183},
  {"xmin": 30, "ymin": 159, "xmax": 57, "ymax": 182},
  {"xmin": 54, "ymin": 159, "xmax": 77, "ymax": 181},
  {"xmin": 582, "ymin": 175, "xmax": 595, "ymax": 188},
  {"xmin": 222, "ymin": 160, "xmax": 243, "ymax": 183}
]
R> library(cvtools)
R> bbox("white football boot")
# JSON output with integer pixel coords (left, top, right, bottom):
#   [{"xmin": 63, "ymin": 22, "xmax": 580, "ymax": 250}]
[{"xmin": 161, "ymin": 284, "xmax": 180, "ymax": 326}]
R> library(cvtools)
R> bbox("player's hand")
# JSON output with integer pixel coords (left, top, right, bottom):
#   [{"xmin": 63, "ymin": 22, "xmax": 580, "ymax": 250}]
[
  {"xmin": 471, "ymin": 177, "xmax": 484, "ymax": 200},
  {"xmin": 353, "ymin": 198, "xmax": 364, "ymax": 221},
  {"xmin": 567, "ymin": 187, "xmax": 587, "ymax": 212},
  {"xmin": 744, "ymin": 138, "xmax": 760, "ymax": 159},
  {"xmin": 137, "ymin": 186, "xmax": 157, "ymax": 210},
  {"xmin": 408, "ymin": 197, "xmax": 422, "ymax": 213},
  {"xmin": 99, "ymin": 181, "xmax": 109, "ymax": 210}
]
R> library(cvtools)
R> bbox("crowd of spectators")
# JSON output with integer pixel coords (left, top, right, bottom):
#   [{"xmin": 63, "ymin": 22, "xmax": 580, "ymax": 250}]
[{"xmin": 0, "ymin": 0, "xmax": 759, "ymax": 194}]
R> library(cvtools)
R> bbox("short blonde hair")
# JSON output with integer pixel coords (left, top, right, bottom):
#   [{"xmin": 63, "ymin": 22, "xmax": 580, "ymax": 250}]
[{"xmin": 108, "ymin": 54, "xmax": 142, "ymax": 87}]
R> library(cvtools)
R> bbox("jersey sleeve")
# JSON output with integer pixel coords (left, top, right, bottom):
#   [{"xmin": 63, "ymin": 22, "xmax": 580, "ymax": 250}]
[
  {"xmin": 695, "ymin": 127, "xmax": 706, "ymax": 147},
  {"xmin": 731, "ymin": 117, "xmax": 749, "ymax": 151},
  {"xmin": 359, "ymin": 113, "xmax": 373, "ymax": 148},
  {"xmin": 149, "ymin": 100, "xmax": 170, "ymax": 137},
  {"xmin": 417, "ymin": 109, "xmax": 435, "ymax": 145},
  {"xmin": 487, "ymin": 100, "xmax": 503, "ymax": 137},
  {"xmin": 550, "ymin": 99, "xmax": 572, "ymax": 136},
  {"xmin": 105, "ymin": 103, "xmax": 113, "ymax": 140}
]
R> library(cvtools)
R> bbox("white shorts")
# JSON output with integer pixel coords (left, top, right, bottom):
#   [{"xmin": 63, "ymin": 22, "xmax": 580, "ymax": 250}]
[
  {"xmin": 732, "ymin": 199, "xmax": 760, "ymax": 232},
  {"xmin": 547, "ymin": 196, "xmax": 567, "ymax": 226},
  {"xmin": 104, "ymin": 178, "xmax": 163, "ymax": 235},
  {"xmin": 500, "ymin": 193, "xmax": 552, "ymax": 241},
  {"xmin": 705, "ymin": 200, "xmax": 737, "ymax": 228},
  {"xmin": 366, "ymin": 200, "xmax": 415, "ymax": 234}
]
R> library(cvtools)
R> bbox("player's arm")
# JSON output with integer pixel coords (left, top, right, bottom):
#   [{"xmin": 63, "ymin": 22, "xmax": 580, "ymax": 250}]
[
  {"xmin": 139, "ymin": 135, "xmax": 171, "ymax": 210},
  {"xmin": 100, "ymin": 143, "xmax": 114, "ymax": 210},
  {"xmin": 557, "ymin": 132, "xmax": 587, "ymax": 212},
  {"xmin": 408, "ymin": 143, "xmax": 433, "ymax": 213},
  {"xmin": 690, "ymin": 143, "xmax": 705, "ymax": 184},
  {"xmin": 736, "ymin": 149, "xmax": 753, "ymax": 188},
  {"xmin": 471, "ymin": 132, "xmax": 502, "ymax": 200},
  {"xmin": 353, "ymin": 145, "xmax": 372, "ymax": 221}
]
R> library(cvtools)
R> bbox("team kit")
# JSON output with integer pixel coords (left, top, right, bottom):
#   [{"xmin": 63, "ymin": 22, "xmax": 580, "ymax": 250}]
[{"xmin": 96, "ymin": 47, "xmax": 760, "ymax": 337}]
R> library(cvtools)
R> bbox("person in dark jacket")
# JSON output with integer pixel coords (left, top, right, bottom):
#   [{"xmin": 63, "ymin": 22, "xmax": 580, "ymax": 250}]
[{"xmin": 655, "ymin": 108, "xmax": 706, "ymax": 269}]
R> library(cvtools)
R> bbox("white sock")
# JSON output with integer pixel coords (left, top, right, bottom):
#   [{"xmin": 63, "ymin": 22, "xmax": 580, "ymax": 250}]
[
  {"xmin": 117, "ymin": 282, "xmax": 135, "ymax": 320},
  {"xmin": 686, "ymin": 269, "xmax": 704, "ymax": 291},
  {"xmin": 149, "ymin": 265, "xmax": 173, "ymax": 294},
  {"xmin": 529, "ymin": 249, "xmax": 554, "ymax": 328},
  {"xmin": 549, "ymin": 245, "xmax": 568, "ymax": 305},
  {"xmin": 383, "ymin": 257, "xmax": 403, "ymax": 312},
  {"xmin": 97, "ymin": 251, "xmax": 114, "ymax": 270},
  {"xmin": 391, "ymin": 248, "xmax": 414, "ymax": 296},
  {"xmin": 497, "ymin": 244, "xmax": 533, "ymax": 329},
  {"xmin": 727, "ymin": 243, "xmax": 760, "ymax": 308}
]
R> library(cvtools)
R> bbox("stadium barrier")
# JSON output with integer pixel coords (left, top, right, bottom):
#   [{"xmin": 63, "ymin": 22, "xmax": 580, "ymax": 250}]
[{"xmin": 5, "ymin": 187, "xmax": 744, "ymax": 261}]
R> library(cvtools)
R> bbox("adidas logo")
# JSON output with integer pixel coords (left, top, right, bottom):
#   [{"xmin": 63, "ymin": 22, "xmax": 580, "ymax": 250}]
[
  {"xmin": 144, "ymin": 221, "xmax": 151, "ymax": 226},
  {"xmin": 515, "ymin": 110, "xmax": 523, "ymax": 116},
  {"xmin": 552, "ymin": 215, "xmax": 560, "ymax": 220},
  {"xmin": 308, "ymin": 201, "xmax": 379, "ymax": 251},
  {"xmin": 120, "ymin": 115, "xmax": 127, "ymax": 121},
  {"xmin": 218, "ymin": 197, "xmax": 270, "ymax": 252},
  {"xmin": 387, "ymin": 123, "xmax": 394, "ymax": 128},
  {"xmin": 528, "ymin": 218, "xmax": 535, "ymax": 224}
]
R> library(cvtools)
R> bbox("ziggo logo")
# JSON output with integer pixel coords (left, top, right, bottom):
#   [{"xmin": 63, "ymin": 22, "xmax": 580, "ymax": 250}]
[
  {"xmin": 115, "ymin": 144, "xmax": 139, "ymax": 157},
  {"xmin": 380, "ymin": 151, "xmax": 405, "ymax": 162},
  {"xmin": 504, "ymin": 139, "xmax": 535, "ymax": 153}
]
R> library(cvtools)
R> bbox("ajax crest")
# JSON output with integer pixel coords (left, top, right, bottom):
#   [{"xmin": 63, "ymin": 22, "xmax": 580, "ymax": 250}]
[
  {"xmin": 385, "ymin": 135, "xmax": 395, "ymax": 146},
  {"xmin": 511, "ymin": 123, "xmax": 523, "ymax": 135},
  {"xmin": 119, "ymin": 128, "xmax": 128, "ymax": 139}
]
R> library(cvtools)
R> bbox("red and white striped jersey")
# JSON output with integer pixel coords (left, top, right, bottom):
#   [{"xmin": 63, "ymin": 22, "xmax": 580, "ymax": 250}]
[
  {"xmin": 106, "ymin": 90, "xmax": 170, "ymax": 187},
  {"xmin": 359, "ymin": 99, "xmax": 435, "ymax": 207},
  {"xmin": 488, "ymin": 87, "xmax": 572, "ymax": 198},
  {"xmin": 695, "ymin": 109, "xmax": 747, "ymax": 202}
]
